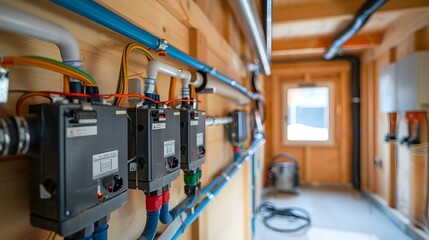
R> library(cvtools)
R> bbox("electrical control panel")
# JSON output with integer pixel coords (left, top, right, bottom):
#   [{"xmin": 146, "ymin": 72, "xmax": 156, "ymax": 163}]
[
  {"xmin": 228, "ymin": 110, "xmax": 249, "ymax": 145},
  {"xmin": 28, "ymin": 103, "xmax": 128, "ymax": 237},
  {"xmin": 127, "ymin": 107, "xmax": 181, "ymax": 192},
  {"xmin": 180, "ymin": 110, "xmax": 206, "ymax": 171}
]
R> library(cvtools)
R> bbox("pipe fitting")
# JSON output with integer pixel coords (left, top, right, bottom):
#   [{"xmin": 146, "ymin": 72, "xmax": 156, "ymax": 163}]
[
  {"xmin": 156, "ymin": 38, "xmax": 169, "ymax": 51},
  {"xmin": 143, "ymin": 77, "xmax": 156, "ymax": 95},
  {"xmin": 146, "ymin": 60, "xmax": 192, "ymax": 99},
  {"xmin": 0, "ymin": 116, "xmax": 32, "ymax": 156},
  {"xmin": 145, "ymin": 194, "xmax": 163, "ymax": 212},
  {"xmin": 162, "ymin": 189, "xmax": 170, "ymax": 205},
  {"xmin": 191, "ymin": 72, "xmax": 204, "ymax": 89}
]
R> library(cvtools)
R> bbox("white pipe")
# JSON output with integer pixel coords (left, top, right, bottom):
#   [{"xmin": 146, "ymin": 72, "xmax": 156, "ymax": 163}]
[
  {"xmin": 145, "ymin": 60, "xmax": 192, "ymax": 99},
  {"xmin": 0, "ymin": 3, "xmax": 81, "ymax": 67},
  {"xmin": 205, "ymin": 75, "xmax": 251, "ymax": 105},
  {"xmin": 205, "ymin": 116, "xmax": 234, "ymax": 126},
  {"xmin": 191, "ymin": 72, "xmax": 204, "ymax": 89}
]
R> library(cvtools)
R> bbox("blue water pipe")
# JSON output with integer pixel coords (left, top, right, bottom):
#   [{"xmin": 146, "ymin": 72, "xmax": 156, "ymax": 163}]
[
  {"xmin": 251, "ymin": 154, "xmax": 256, "ymax": 236},
  {"xmin": 92, "ymin": 224, "xmax": 108, "ymax": 240},
  {"xmin": 170, "ymin": 137, "xmax": 265, "ymax": 239},
  {"xmin": 159, "ymin": 203, "xmax": 175, "ymax": 224},
  {"xmin": 138, "ymin": 210, "xmax": 160, "ymax": 240},
  {"xmin": 51, "ymin": 0, "xmax": 260, "ymax": 100}
]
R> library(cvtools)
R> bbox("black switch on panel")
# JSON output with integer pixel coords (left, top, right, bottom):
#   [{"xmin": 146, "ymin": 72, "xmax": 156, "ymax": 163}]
[{"xmin": 112, "ymin": 175, "xmax": 123, "ymax": 192}]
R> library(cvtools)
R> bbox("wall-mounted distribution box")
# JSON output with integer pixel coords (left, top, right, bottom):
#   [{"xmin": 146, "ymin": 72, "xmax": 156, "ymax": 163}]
[
  {"xmin": 379, "ymin": 63, "xmax": 397, "ymax": 113},
  {"xmin": 379, "ymin": 51, "xmax": 429, "ymax": 113},
  {"xmin": 127, "ymin": 107, "xmax": 181, "ymax": 193},
  {"xmin": 29, "ymin": 104, "xmax": 128, "ymax": 237},
  {"xmin": 397, "ymin": 51, "xmax": 429, "ymax": 111}
]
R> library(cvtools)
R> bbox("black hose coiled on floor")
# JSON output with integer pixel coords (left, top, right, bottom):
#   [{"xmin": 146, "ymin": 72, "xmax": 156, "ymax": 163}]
[{"xmin": 258, "ymin": 202, "xmax": 311, "ymax": 233}]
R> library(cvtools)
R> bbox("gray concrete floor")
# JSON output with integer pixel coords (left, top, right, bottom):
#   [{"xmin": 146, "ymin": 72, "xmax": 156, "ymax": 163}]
[{"xmin": 255, "ymin": 185, "xmax": 412, "ymax": 240}]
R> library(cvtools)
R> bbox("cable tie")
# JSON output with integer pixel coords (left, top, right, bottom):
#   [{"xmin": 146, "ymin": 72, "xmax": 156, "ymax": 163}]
[
  {"xmin": 179, "ymin": 211, "xmax": 187, "ymax": 232},
  {"xmin": 205, "ymin": 191, "xmax": 214, "ymax": 201},
  {"xmin": 221, "ymin": 173, "xmax": 231, "ymax": 182},
  {"xmin": 209, "ymin": 68, "xmax": 216, "ymax": 75},
  {"xmin": 352, "ymin": 97, "xmax": 360, "ymax": 103}
]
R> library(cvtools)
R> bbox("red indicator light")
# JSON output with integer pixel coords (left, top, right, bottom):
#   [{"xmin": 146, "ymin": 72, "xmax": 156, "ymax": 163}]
[
  {"xmin": 108, "ymin": 185, "xmax": 113, "ymax": 192},
  {"xmin": 97, "ymin": 192, "xmax": 103, "ymax": 198}
]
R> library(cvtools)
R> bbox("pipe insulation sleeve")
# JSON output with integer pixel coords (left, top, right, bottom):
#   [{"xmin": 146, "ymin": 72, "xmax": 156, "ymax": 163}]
[{"xmin": 0, "ymin": 3, "xmax": 80, "ymax": 64}]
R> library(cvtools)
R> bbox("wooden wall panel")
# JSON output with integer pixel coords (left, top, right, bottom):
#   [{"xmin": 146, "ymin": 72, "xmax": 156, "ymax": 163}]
[
  {"xmin": 361, "ymin": 7, "xmax": 429, "ymax": 226},
  {"xmin": 0, "ymin": 0, "xmax": 254, "ymax": 239}
]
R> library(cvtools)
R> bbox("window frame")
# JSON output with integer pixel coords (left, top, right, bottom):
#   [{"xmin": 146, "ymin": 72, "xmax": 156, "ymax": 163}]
[{"xmin": 282, "ymin": 82, "xmax": 335, "ymax": 146}]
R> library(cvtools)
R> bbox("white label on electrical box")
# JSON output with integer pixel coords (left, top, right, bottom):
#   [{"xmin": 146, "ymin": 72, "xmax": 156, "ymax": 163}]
[
  {"xmin": 152, "ymin": 122, "xmax": 166, "ymax": 130},
  {"xmin": 92, "ymin": 150, "xmax": 119, "ymax": 179},
  {"xmin": 197, "ymin": 133, "xmax": 204, "ymax": 147},
  {"xmin": 39, "ymin": 184, "xmax": 52, "ymax": 199},
  {"xmin": 67, "ymin": 126, "xmax": 97, "ymax": 138},
  {"xmin": 164, "ymin": 140, "xmax": 175, "ymax": 157},
  {"xmin": 129, "ymin": 162, "xmax": 137, "ymax": 172},
  {"xmin": 190, "ymin": 120, "xmax": 198, "ymax": 126}
]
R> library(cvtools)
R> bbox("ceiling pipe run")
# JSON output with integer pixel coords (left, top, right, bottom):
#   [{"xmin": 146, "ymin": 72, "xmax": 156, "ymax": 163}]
[
  {"xmin": 262, "ymin": 0, "xmax": 273, "ymax": 62},
  {"xmin": 228, "ymin": 0, "xmax": 271, "ymax": 75},
  {"xmin": 324, "ymin": 0, "xmax": 388, "ymax": 60}
]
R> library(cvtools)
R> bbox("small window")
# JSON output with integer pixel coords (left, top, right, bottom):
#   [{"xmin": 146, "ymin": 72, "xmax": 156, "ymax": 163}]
[{"xmin": 283, "ymin": 84, "xmax": 333, "ymax": 144}]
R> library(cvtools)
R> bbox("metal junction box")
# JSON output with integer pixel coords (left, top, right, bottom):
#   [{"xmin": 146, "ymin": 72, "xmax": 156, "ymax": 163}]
[
  {"xmin": 180, "ymin": 110, "xmax": 206, "ymax": 171},
  {"xmin": 228, "ymin": 110, "xmax": 249, "ymax": 145},
  {"xmin": 29, "ymin": 104, "xmax": 128, "ymax": 237},
  {"xmin": 127, "ymin": 107, "xmax": 181, "ymax": 192}
]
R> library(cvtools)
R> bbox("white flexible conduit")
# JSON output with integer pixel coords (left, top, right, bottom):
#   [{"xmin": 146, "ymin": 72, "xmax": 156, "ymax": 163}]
[{"xmin": 0, "ymin": 3, "xmax": 81, "ymax": 67}]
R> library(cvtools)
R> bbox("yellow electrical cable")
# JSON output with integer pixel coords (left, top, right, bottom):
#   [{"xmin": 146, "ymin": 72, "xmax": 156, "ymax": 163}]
[
  {"xmin": 63, "ymin": 75, "xmax": 70, "ymax": 93},
  {"xmin": 1, "ymin": 56, "xmax": 97, "ymax": 87},
  {"xmin": 190, "ymin": 84, "xmax": 196, "ymax": 100},
  {"xmin": 116, "ymin": 43, "xmax": 155, "ymax": 106}
]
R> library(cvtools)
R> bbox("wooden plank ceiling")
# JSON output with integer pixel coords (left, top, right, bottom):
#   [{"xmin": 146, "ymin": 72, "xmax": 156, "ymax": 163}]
[{"xmin": 272, "ymin": 0, "xmax": 429, "ymax": 60}]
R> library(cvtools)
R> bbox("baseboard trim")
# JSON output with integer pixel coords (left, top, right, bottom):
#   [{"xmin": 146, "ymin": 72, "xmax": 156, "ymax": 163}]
[{"xmin": 364, "ymin": 191, "xmax": 428, "ymax": 240}]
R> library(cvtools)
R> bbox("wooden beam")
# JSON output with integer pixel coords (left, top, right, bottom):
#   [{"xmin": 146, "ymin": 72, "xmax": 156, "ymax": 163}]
[
  {"xmin": 273, "ymin": 0, "xmax": 429, "ymax": 23},
  {"xmin": 272, "ymin": 33, "xmax": 383, "ymax": 56}
]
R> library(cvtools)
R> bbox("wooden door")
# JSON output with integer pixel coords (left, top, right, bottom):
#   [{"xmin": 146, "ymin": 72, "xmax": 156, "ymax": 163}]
[{"xmin": 267, "ymin": 61, "xmax": 352, "ymax": 184}]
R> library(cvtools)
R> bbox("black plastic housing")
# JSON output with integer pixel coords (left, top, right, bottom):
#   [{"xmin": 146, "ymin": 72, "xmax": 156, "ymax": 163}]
[{"xmin": 28, "ymin": 103, "xmax": 128, "ymax": 237}]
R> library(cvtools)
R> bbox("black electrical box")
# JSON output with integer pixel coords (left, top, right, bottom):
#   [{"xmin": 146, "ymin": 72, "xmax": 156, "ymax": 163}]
[
  {"xmin": 127, "ymin": 107, "xmax": 181, "ymax": 192},
  {"xmin": 180, "ymin": 110, "xmax": 206, "ymax": 171},
  {"xmin": 28, "ymin": 103, "xmax": 128, "ymax": 237},
  {"xmin": 228, "ymin": 110, "xmax": 249, "ymax": 145}
]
